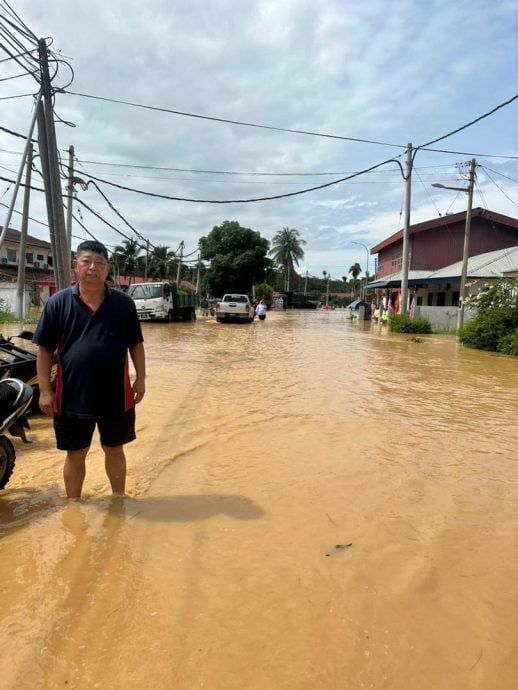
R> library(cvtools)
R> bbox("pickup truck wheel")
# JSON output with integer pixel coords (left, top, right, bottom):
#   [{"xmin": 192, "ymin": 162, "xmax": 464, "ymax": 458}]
[
  {"xmin": 0, "ymin": 435, "xmax": 15, "ymax": 490},
  {"xmin": 167, "ymin": 310, "xmax": 174, "ymax": 323}
]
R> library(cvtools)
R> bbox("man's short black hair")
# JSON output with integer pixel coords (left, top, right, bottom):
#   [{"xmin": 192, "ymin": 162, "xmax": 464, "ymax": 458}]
[{"xmin": 76, "ymin": 240, "xmax": 109, "ymax": 261}]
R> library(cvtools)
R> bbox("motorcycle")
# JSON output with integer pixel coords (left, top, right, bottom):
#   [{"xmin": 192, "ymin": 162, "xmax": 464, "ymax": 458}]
[
  {"xmin": 0, "ymin": 331, "xmax": 55, "ymax": 413},
  {"xmin": 0, "ymin": 377, "xmax": 34, "ymax": 489}
]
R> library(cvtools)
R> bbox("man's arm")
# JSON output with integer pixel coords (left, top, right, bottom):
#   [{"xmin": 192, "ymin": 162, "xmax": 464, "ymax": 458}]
[
  {"xmin": 36, "ymin": 345, "xmax": 55, "ymax": 416},
  {"xmin": 129, "ymin": 341, "xmax": 146, "ymax": 404}
]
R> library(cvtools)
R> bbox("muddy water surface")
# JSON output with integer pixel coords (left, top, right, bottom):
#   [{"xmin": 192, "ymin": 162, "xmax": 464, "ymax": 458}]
[{"xmin": 0, "ymin": 311, "xmax": 517, "ymax": 689}]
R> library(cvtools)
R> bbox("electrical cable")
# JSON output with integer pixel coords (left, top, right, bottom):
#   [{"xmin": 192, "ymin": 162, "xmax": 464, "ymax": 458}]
[
  {"xmin": 62, "ymin": 90, "xmax": 407, "ymax": 149},
  {"xmin": 79, "ymin": 156, "xmax": 405, "ymax": 204},
  {"xmin": 480, "ymin": 167, "xmax": 518, "ymax": 209}
]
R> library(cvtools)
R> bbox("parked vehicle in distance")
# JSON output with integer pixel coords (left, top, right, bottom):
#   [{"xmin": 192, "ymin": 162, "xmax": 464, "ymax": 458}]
[
  {"xmin": 127, "ymin": 282, "xmax": 196, "ymax": 322},
  {"xmin": 216, "ymin": 294, "xmax": 255, "ymax": 323}
]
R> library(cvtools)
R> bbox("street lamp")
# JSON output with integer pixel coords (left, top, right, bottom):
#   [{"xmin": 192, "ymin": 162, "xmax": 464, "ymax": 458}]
[
  {"xmin": 431, "ymin": 158, "xmax": 476, "ymax": 330},
  {"xmin": 351, "ymin": 241, "xmax": 369, "ymax": 300}
]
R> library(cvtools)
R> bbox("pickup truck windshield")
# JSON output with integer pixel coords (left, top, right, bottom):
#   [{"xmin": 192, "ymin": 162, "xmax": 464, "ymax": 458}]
[
  {"xmin": 223, "ymin": 295, "xmax": 248, "ymax": 303},
  {"xmin": 128, "ymin": 284, "xmax": 162, "ymax": 299}
]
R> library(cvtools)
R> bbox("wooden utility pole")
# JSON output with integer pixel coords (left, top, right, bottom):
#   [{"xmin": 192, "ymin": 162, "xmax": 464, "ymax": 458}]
[{"xmin": 15, "ymin": 144, "xmax": 33, "ymax": 319}]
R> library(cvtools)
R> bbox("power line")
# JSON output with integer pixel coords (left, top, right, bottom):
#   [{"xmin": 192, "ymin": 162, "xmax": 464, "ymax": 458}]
[
  {"xmin": 63, "ymin": 90, "xmax": 407, "ymax": 149},
  {"xmin": 76, "ymin": 156, "xmax": 405, "ymax": 204}
]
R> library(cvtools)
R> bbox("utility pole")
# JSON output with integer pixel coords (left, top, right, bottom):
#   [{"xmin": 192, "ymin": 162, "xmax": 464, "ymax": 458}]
[
  {"xmin": 0, "ymin": 93, "xmax": 41, "ymax": 252},
  {"xmin": 144, "ymin": 239, "xmax": 149, "ymax": 282},
  {"xmin": 400, "ymin": 143, "xmax": 413, "ymax": 315},
  {"xmin": 176, "ymin": 240, "xmax": 184, "ymax": 284},
  {"xmin": 431, "ymin": 158, "xmax": 476, "ymax": 331},
  {"xmin": 195, "ymin": 251, "xmax": 201, "ymax": 295},
  {"xmin": 15, "ymin": 144, "xmax": 33, "ymax": 319},
  {"xmin": 65, "ymin": 145, "xmax": 74, "ymax": 260},
  {"xmin": 304, "ymin": 269, "xmax": 308, "ymax": 295},
  {"xmin": 38, "ymin": 38, "xmax": 70, "ymax": 290},
  {"xmin": 457, "ymin": 158, "xmax": 476, "ymax": 331}
]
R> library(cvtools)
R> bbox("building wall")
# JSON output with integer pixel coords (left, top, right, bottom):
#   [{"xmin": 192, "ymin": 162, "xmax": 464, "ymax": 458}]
[
  {"xmin": 376, "ymin": 215, "xmax": 518, "ymax": 278},
  {"xmin": 0, "ymin": 283, "xmax": 31, "ymax": 318},
  {"xmin": 413, "ymin": 305, "xmax": 476, "ymax": 332}
]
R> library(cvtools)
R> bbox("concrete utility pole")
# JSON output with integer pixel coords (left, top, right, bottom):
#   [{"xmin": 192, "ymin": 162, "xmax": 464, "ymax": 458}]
[
  {"xmin": 15, "ymin": 144, "xmax": 33, "ymax": 319},
  {"xmin": 431, "ymin": 158, "xmax": 476, "ymax": 331},
  {"xmin": 38, "ymin": 38, "xmax": 70, "ymax": 290},
  {"xmin": 176, "ymin": 240, "xmax": 184, "ymax": 284},
  {"xmin": 400, "ymin": 143, "xmax": 413, "ymax": 315},
  {"xmin": 0, "ymin": 92, "xmax": 41, "ymax": 252},
  {"xmin": 65, "ymin": 145, "xmax": 74, "ymax": 260},
  {"xmin": 457, "ymin": 159, "xmax": 476, "ymax": 330},
  {"xmin": 144, "ymin": 239, "xmax": 149, "ymax": 282},
  {"xmin": 195, "ymin": 251, "xmax": 201, "ymax": 295}
]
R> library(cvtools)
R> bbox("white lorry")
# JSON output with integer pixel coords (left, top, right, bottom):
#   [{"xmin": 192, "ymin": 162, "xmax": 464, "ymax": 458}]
[
  {"xmin": 216, "ymin": 294, "xmax": 255, "ymax": 323},
  {"xmin": 127, "ymin": 282, "xmax": 196, "ymax": 322}
]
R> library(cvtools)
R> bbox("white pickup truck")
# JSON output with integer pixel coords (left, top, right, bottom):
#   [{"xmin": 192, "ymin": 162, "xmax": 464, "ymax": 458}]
[{"xmin": 216, "ymin": 294, "xmax": 255, "ymax": 323}]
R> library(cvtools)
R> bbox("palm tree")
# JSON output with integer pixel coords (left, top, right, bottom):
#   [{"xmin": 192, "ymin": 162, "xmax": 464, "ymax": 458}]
[
  {"xmin": 270, "ymin": 227, "xmax": 306, "ymax": 292},
  {"xmin": 148, "ymin": 244, "xmax": 176, "ymax": 281},
  {"xmin": 111, "ymin": 239, "xmax": 142, "ymax": 286},
  {"xmin": 348, "ymin": 262, "xmax": 362, "ymax": 299}
]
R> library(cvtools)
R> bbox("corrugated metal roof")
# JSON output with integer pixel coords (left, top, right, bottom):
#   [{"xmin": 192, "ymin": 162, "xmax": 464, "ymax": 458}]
[
  {"xmin": 367, "ymin": 246, "xmax": 518, "ymax": 287},
  {"xmin": 429, "ymin": 245, "xmax": 518, "ymax": 280}
]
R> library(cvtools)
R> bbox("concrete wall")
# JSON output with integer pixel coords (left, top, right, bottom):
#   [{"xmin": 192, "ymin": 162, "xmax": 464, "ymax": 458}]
[
  {"xmin": 413, "ymin": 305, "xmax": 476, "ymax": 332},
  {"xmin": 0, "ymin": 284, "xmax": 31, "ymax": 319}
]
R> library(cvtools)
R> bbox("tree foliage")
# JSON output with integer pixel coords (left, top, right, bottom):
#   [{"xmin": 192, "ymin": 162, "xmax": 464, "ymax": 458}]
[
  {"xmin": 111, "ymin": 239, "xmax": 143, "ymax": 284},
  {"xmin": 148, "ymin": 244, "xmax": 176, "ymax": 281},
  {"xmin": 270, "ymin": 227, "xmax": 306, "ymax": 291},
  {"xmin": 459, "ymin": 278, "xmax": 518, "ymax": 354},
  {"xmin": 199, "ymin": 220, "xmax": 270, "ymax": 296}
]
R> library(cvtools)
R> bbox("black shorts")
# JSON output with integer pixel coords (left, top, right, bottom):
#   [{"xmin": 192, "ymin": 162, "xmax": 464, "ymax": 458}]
[{"xmin": 54, "ymin": 409, "xmax": 136, "ymax": 451}]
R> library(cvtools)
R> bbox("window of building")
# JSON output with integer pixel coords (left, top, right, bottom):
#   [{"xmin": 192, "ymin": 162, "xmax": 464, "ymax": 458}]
[
  {"xmin": 36, "ymin": 254, "xmax": 44, "ymax": 261},
  {"xmin": 7, "ymin": 248, "xmax": 16, "ymax": 262},
  {"xmin": 451, "ymin": 291, "xmax": 460, "ymax": 307},
  {"xmin": 427, "ymin": 292, "xmax": 434, "ymax": 306},
  {"xmin": 26, "ymin": 252, "xmax": 33, "ymax": 264},
  {"xmin": 417, "ymin": 296, "xmax": 423, "ymax": 306},
  {"xmin": 390, "ymin": 253, "xmax": 402, "ymax": 273},
  {"xmin": 437, "ymin": 292, "xmax": 446, "ymax": 307},
  {"xmin": 47, "ymin": 256, "xmax": 53, "ymax": 267}
]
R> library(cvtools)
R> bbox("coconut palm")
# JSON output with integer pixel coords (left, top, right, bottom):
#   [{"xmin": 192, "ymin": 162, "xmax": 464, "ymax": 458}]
[
  {"xmin": 348, "ymin": 262, "xmax": 362, "ymax": 299},
  {"xmin": 270, "ymin": 227, "xmax": 306, "ymax": 291},
  {"xmin": 111, "ymin": 239, "xmax": 143, "ymax": 286},
  {"xmin": 148, "ymin": 244, "xmax": 176, "ymax": 281}
]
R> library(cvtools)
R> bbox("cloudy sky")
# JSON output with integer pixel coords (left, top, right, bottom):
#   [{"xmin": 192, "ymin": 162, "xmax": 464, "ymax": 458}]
[{"xmin": 1, "ymin": 0, "xmax": 517, "ymax": 278}]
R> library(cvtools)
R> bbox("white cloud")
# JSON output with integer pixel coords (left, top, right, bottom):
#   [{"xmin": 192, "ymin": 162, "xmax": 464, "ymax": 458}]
[{"xmin": 1, "ymin": 0, "xmax": 517, "ymax": 274}]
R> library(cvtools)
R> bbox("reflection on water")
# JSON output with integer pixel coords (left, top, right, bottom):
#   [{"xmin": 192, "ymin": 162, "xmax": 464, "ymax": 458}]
[{"xmin": 0, "ymin": 312, "xmax": 517, "ymax": 689}]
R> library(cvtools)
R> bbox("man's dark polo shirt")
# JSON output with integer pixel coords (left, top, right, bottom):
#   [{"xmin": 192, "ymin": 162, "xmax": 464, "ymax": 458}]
[{"xmin": 33, "ymin": 284, "xmax": 143, "ymax": 418}]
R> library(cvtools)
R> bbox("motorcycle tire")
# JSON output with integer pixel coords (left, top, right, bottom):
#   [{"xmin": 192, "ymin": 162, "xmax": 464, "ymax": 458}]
[{"xmin": 0, "ymin": 435, "xmax": 16, "ymax": 490}]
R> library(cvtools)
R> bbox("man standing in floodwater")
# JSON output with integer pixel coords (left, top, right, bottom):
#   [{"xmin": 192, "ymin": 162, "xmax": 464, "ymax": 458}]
[{"xmin": 33, "ymin": 240, "xmax": 146, "ymax": 499}]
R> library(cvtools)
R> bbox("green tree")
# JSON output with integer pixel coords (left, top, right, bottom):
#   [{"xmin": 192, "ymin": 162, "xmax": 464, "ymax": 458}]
[
  {"xmin": 111, "ymin": 239, "xmax": 143, "ymax": 285},
  {"xmin": 148, "ymin": 244, "xmax": 176, "ymax": 281},
  {"xmin": 254, "ymin": 282, "xmax": 274, "ymax": 301},
  {"xmin": 459, "ymin": 278, "xmax": 518, "ymax": 353},
  {"xmin": 348, "ymin": 262, "xmax": 362, "ymax": 298},
  {"xmin": 270, "ymin": 227, "xmax": 306, "ymax": 291},
  {"xmin": 199, "ymin": 220, "xmax": 270, "ymax": 296}
]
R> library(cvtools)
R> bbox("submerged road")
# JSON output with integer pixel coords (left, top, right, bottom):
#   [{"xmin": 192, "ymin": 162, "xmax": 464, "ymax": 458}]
[{"xmin": 0, "ymin": 310, "xmax": 517, "ymax": 689}]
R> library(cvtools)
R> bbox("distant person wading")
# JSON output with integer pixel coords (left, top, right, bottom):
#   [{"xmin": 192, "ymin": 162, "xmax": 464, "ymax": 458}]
[{"xmin": 256, "ymin": 300, "xmax": 267, "ymax": 320}]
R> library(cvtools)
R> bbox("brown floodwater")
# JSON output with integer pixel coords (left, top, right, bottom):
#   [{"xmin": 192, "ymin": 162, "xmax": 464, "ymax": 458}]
[{"xmin": 0, "ymin": 310, "xmax": 517, "ymax": 689}]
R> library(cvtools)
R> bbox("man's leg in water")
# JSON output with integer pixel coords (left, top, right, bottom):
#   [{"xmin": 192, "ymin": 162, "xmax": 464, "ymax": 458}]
[
  {"xmin": 103, "ymin": 444, "xmax": 127, "ymax": 495},
  {"xmin": 63, "ymin": 448, "xmax": 89, "ymax": 498}
]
